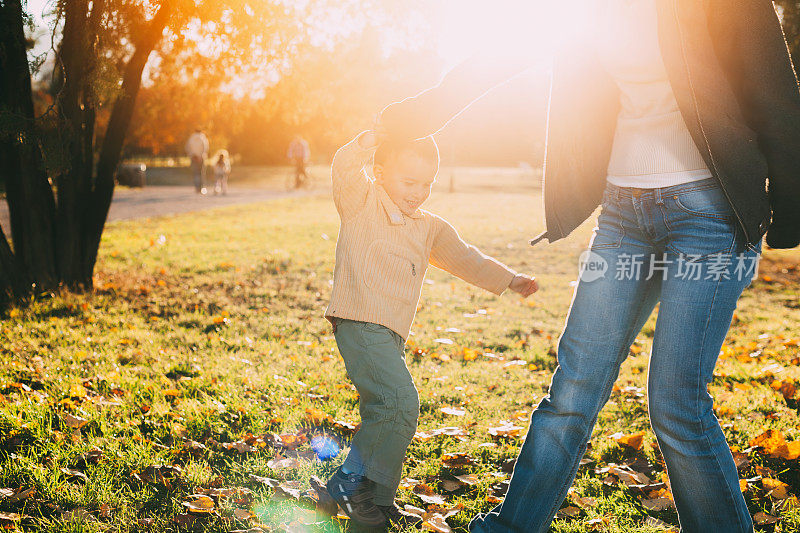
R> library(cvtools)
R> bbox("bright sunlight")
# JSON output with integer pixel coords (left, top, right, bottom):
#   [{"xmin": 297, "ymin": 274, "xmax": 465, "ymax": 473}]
[{"xmin": 437, "ymin": 0, "xmax": 582, "ymax": 69}]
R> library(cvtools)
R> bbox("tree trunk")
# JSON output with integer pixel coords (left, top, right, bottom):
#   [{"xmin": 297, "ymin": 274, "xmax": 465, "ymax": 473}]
[
  {"xmin": 0, "ymin": 0, "xmax": 58, "ymax": 295},
  {"xmin": 55, "ymin": 0, "xmax": 92, "ymax": 289},
  {"xmin": 86, "ymin": 3, "xmax": 172, "ymax": 281},
  {"xmin": 0, "ymin": 0, "xmax": 170, "ymax": 305}
]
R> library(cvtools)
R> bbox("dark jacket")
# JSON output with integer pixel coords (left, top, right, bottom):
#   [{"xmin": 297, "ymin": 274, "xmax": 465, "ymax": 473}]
[{"xmin": 381, "ymin": 0, "xmax": 800, "ymax": 249}]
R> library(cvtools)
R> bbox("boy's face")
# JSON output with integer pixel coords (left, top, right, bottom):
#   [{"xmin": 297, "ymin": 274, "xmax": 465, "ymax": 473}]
[{"xmin": 374, "ymin": 151, "xmax": 437, "ymax": 216}]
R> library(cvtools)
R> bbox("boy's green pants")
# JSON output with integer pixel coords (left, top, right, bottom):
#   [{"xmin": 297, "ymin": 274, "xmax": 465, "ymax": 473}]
[{"xmin": 333, "ymin": 318, "xmax": 419, "ymax": 506}]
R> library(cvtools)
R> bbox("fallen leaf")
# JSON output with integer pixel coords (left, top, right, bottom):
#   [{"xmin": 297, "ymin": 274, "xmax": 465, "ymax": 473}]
[
  {"xmin": 0, "ymin": 512, "xmax": 23, "ymax": 523},
  {"xmin": 555, "ymin": 506, "xmax": 581, "ymax": 518},
  {"xmin": 305, "ymin": 407, "xmax": 333, "ymax": 425},
  {"xmin": 231, "ymin": 508, "xmax": 253, "ymax": 522},
  {"xmin": 614, "ymin": 431, "xmax": 645, "ymax": 451},
  {"xmin": 455, "ymin": 474, "xmax": 479, "ymax": 486},
  {"xmin": 442, "ymin": 453, "xmax": 477, "ymax": 467},
  {"xmin": 60, "ymin": 468, "xmax": 88, "ymax": 484},
  {"xmin": 762, "ymin": 478, "xmax": 790, "ymax": 500},
  {"xmin": 753, "ymin": 511, "xmax": 780, "ymax": 525},
  {"xmin": 423, "ymin": 513, "xmax": 453, "ymax": 533},
  {"xmin": 440, "ymin": 407, "xmax": 466, "ymax": 417},
  {"xmin": 585, "ymin": 516, "xmax": 610, "ymax": 530},
  {"xmin": 63, "ymin": 413, "xmax": 89, "ymax": 430},
  {"xmin": 413, "ymin": 484, "xmax": 447, "ymax": 506},
  {"xmin": 182, "ymin": 494, "xmax": 214, "ymax": 514},
  {"xmin": 640, "ymin": 497, "xmax": 674, "ymax": 511},
  {"xmin": 488, "ymin": 422, "xmax": 524, "ymax": 438},
  {"xmin": 643, "ymin": 516, "xmax": 678, "ymax": 531}
]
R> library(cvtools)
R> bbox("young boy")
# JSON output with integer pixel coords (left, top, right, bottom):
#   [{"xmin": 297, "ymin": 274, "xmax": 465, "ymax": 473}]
[{"xmin": 324, "ymin": 128, "xmax": 538, "ymax": 529}]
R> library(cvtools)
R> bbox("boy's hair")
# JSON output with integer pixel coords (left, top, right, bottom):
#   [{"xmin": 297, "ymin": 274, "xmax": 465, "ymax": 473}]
[{"xmin": 374, "ymin": 136, "xmax": 439, "ymax": 175}]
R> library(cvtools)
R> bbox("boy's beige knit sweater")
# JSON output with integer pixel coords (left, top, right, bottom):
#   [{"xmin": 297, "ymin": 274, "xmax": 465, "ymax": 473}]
[{"xmin": 325, "ymin": 133, "xmax": 516, "ymax": 340}]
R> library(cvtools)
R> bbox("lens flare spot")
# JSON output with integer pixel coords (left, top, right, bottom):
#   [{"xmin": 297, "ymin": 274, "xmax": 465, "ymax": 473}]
[{"xmin": 311, "ymin": 435, "xmax": 340, "ymax": 460}]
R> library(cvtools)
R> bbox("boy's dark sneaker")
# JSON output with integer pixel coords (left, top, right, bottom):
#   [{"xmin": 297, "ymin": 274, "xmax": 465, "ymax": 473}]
[
  {"xmin": 377, "ymin": 503, "xmax": 423, "ymax": 528},
  {"xmin": 325, "ymin": 467, "xmax": 388, "ymax": 528}
]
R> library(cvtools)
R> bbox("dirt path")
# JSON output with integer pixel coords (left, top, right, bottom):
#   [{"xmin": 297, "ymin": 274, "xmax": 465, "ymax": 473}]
[{"xmin": 0, "ymin": 186, "xmax": 316, "ymax": 235}]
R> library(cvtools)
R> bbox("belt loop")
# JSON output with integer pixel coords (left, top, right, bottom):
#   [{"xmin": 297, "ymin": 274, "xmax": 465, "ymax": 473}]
[{"xmin": 654, "ymin": 188, "xmax": 664, "ymax": 205}]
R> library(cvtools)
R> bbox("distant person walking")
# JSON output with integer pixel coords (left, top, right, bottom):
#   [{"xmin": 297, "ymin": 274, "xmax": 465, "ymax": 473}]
[
  {"xmin": 185, "ymin": 128, "xmax": 210, "ymax": 194},
  {"xmin": 213, "ymin": 150, "xmax": 231, "ymax": 195},
  {"xmin": 287, "ymin": 134, "xmax": 311, "ymax": 188}
]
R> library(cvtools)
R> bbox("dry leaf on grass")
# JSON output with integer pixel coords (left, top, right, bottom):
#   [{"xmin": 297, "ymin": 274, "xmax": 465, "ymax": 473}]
[
  {"xmin": 442, "ymin": 452, "xmax": 477, "ymax": 467},
  {"xmin": 762, "ymin": 478, "xmax": 791, "ymax": 500},
  {"xmin": 753, "ymin": 511, "xmax": 780, "ymax": 525},
  {"xmin": 304, "ymin": 407, "xmax": 333, "ymax": 425},
  {"xmin": 750, "ymin": 429, "xmax": 800, "ymax": 460},
  {"xmin": 423, "ymin": 514, "xmax": 453, "ymax": 533},
  {"xmin": 60, "ymin": 468, "xmax": 89, "ymax": 484},
  {"xmin": 640, "ymin": 497, "xmax": 674, "ymax": 511},
  {"xmin": 413, "ymin": 483, "xmax": 447, "ymax": 506},
  {"xmin": 182, "ymin": 494, "xmax": 214, "ymax": 514},
  {"xmin": 63, "ymin": 413, "xmax": 89, "ymax": 429},
  {"xmin": 0, "ymin": 487, "xmax": 35, "ymax": 502},
  {"xmin": 555, "ymin": 506, "xmax": 581, "ymax": 519},
  {"xmin": 440, "ymin": 407, "xmax": 466, "ymax": 417},
  {"xmin": 612, "ymin": 431, "xmax": 645, "ymax": 450},
  {"xmin": 455, "ymin": 474, "xmax": 479, "ymax": 486},
  {"xmin": 488, "ymin": 422, "xmax": 524, "ymax": 438},
  {"xmin": 232, "ymin": 508, "xmax": 255, "ymax": 521}
]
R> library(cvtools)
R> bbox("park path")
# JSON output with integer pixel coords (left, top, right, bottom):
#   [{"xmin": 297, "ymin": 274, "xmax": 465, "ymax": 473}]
[{"xmin": 0, "ymin": 185, "xmax": 315, "ymax": 235}]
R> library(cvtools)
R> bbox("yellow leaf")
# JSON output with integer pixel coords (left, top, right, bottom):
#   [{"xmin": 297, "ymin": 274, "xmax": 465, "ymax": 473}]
[
  {"xmin": 615, "ymin": 431, "xmax": 645, "ymax": 450},
  {"xmin": 762, "ymin": 478, "xmax": 790, "ymax": 500},
  {"xmin": 304, "ymin": 407, "xmax": 333, "ymax": 425},
  {"xmin": 462, "ymin": 348, "xmax": 479, "ymax": 361},
  {"xmin": 182, "ymin": 495, "xmax": 214, "ymax": 514}
]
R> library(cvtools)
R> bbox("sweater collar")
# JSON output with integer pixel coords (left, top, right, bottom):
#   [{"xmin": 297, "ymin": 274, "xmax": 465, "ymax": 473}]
[{"xmin": 377, "ymin": 184, "xmax": 423, "ymax": 224}]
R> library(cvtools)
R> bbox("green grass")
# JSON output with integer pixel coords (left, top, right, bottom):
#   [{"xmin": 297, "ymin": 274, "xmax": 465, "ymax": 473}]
[{"xmin": 1, "ymin": 172, "xmax": 799, "ymax": 532}]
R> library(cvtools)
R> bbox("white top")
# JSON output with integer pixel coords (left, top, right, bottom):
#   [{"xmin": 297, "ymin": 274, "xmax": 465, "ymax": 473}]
[
  {"xmin": 594, "ymin": 0, "xmax": 712, "ymax": 188},
  {"xmin": 185, "ymin": 132, "xmax": 209, "ymax": 159}
]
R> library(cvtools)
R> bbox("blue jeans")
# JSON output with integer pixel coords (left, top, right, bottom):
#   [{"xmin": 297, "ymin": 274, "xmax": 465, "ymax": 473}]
[{"xmin": 470, "ymin": 178, "xmax": 760, "ymax": 533}]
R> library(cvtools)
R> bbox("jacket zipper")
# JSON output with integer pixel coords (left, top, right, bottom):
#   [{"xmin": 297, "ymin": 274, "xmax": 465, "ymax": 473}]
[{"xmin": 672, "ymin": 0, "xmax": 753, "ymax": 246}]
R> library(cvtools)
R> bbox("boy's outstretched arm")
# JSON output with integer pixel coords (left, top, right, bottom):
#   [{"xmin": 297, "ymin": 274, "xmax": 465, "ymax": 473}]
[
  {"xmin": 429, "ymin": 216, "xmax": 537, "ymax": 297},
  {"xmin": 331, "ymin": 131, "xmax": 381, "ymax": 220}
]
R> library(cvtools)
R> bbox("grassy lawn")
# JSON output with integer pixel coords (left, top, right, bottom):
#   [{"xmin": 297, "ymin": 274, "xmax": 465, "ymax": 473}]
[{"xmin": 1, "ymin": 171, "xmax": 799, "ymax": 532}]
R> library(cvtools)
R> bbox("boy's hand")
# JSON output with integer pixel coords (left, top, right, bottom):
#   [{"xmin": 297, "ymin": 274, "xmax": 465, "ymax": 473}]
[
  {"xmin": 357, "ymin": 123, "xmax": 386, "ymax": 151},
  {"xmin": 509, "ymin": 273, "xmax": 539, "ymax": 297}
]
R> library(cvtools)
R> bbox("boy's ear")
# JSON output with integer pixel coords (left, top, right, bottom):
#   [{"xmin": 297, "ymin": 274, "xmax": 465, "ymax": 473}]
[{"xmin": 373, "ymin": 164, "xmax": 384, "ymax": 182}]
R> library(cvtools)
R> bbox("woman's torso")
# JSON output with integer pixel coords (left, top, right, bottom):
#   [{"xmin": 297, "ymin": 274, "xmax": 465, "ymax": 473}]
[{"xmin": 592, "ymin": 0, "xmax": 712, "ymax": 188}]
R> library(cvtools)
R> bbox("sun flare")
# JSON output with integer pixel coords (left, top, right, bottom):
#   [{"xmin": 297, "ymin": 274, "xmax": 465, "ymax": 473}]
[{"xmin": 437, "ymin": 0, "xmax": 583, "ymax": 69}]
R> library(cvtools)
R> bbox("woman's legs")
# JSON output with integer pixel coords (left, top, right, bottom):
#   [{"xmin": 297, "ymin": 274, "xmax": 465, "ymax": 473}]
[
  {"xmin": 471, "ymin": 179, "xmax": 759, "ymax": 532},
  {"xmin": 646, "ymin": 182, "xmax": 760, "ymax": 533},
  {"xmin": 471, "ymin": 191, "xmax": 662, "ymax": 532}
]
